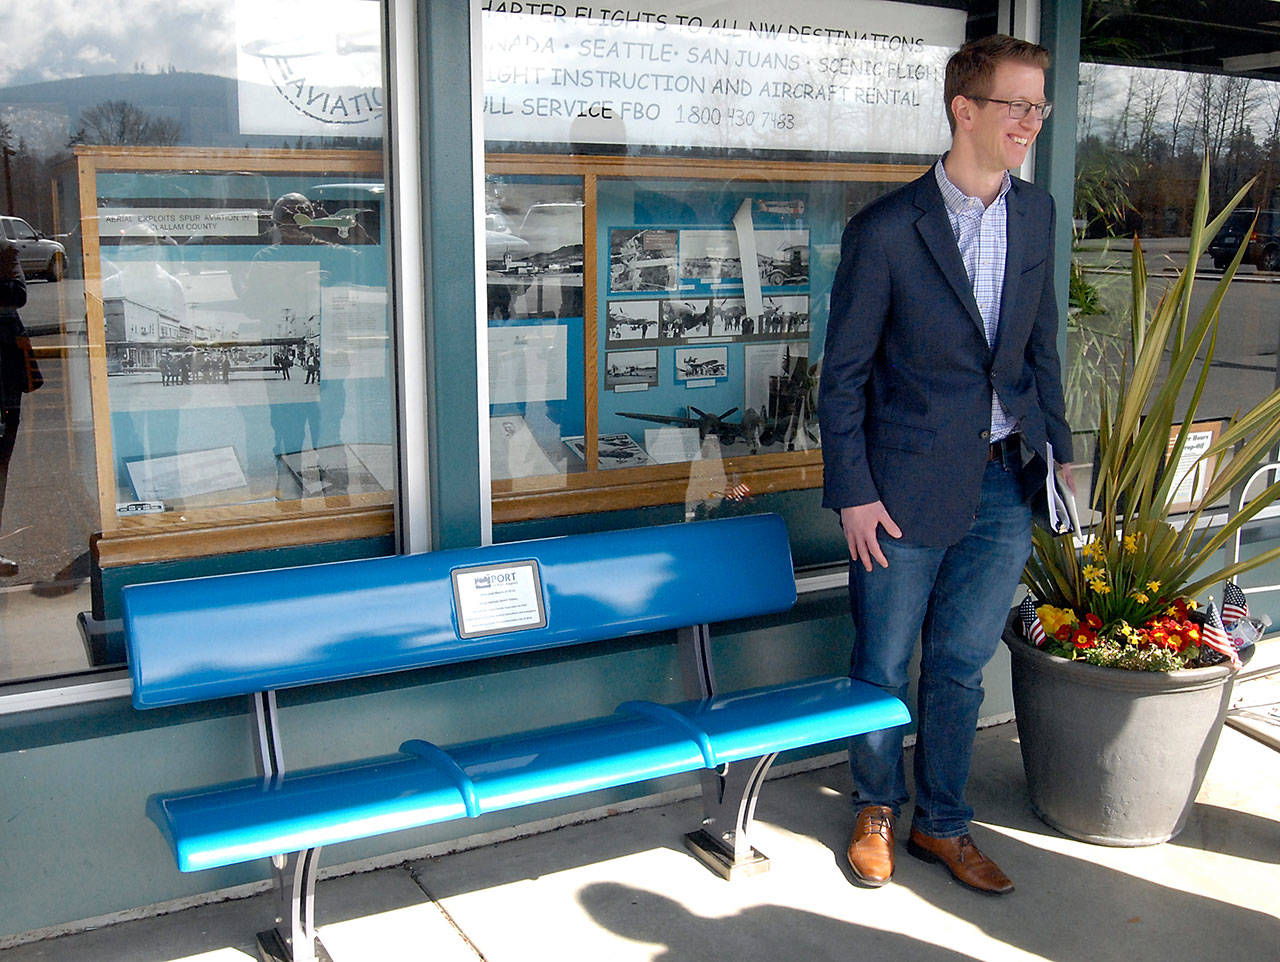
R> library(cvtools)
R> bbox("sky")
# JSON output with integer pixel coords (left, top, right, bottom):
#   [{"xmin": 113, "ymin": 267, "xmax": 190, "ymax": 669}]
[
  {"xmin": 0, "ymin": 2, "xmax": 238, "ymax": 88},
  {"xmin": 1080, "ymin": 61, "xmax": 1280, "ymax": 147}
]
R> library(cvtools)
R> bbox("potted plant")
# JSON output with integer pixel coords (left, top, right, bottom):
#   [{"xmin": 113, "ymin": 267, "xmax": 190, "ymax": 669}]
[{"xmin": 1006, "ymin": 159, "xmax": 1280, "ymax": 846}]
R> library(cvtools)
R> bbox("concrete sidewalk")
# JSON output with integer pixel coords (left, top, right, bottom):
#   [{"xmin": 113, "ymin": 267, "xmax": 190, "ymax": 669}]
[{"xmin": 3, "ymin": 715, "xmax": 1278, "ymax": 962}]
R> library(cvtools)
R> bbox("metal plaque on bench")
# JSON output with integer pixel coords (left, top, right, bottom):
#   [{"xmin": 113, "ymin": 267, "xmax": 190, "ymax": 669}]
[{"xmin": 451, "ymin": 559, "xmax": 548, "ymax": 638}]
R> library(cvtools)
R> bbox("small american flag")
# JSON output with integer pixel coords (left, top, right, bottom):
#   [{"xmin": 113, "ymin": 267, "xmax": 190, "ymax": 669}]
[
  {"xmin": 1221, "ymin": 581, "xmax": 1249, "ymax": 629},
  {"xmin": 1201, "ymin": 601, "xmax": 1241, "ymax": 669},
  {"xmin": 1018, "ymin": 595, "xmax": 1046, "ymax": 647}
]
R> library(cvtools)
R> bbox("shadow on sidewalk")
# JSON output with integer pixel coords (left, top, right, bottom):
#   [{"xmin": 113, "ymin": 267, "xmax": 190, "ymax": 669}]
[{"xmin": 578, "ymin": 882, "xmax": 983, "ymax": 962}]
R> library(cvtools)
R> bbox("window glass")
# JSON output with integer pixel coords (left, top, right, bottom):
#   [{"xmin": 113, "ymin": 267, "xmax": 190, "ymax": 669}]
[
  {"xmin": 1071, "ymin": 4, "xmax": 1280, "ymax": 501},
  {"xmin": 476, "ymin": 0, "xmax": 970, "ymax": 524},
  {"xmin": 0, "ymin": 0, "xmax": 395, "ymax": 681}
]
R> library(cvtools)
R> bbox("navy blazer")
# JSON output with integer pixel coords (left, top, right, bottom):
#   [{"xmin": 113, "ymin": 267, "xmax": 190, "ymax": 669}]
[{"xmin": 818, "ymin": 169, "xmax": 1073, "ymax": 547}]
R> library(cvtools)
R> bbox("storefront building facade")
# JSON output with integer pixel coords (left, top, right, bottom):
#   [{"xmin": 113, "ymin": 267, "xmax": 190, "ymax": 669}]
[{"xmin": 0, "ymin": 0, "xmax": 1277, "ymax": 939}]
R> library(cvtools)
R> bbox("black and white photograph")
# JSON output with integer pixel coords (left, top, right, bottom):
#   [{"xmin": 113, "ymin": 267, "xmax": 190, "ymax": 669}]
[
  {"xmin": 485, "ymin": 179, "xmax": 585, "ymax": 320},
  {"xmin": 673, "ymin": 297, "xmax": 751, "ymax": 339},
  {"xmin": 768, "ymin": 345, "xmax": 819, "ymax": 450},
  {"xmin": 758, "ymin": 295, "xmax": 811, "ymax": 337},
  {"xmin": 660, "ymin": 299, "xmax": 715, "ymax": 339},
  {"xmin": 604, "ymin": 349, "xmax": 659, "ymax": 390},
  {"xmin": 677, "ymin": 229, "xmax": 742, "ymax": 284},
  {"xmin": 606, "ymin": 300, "xmax": 661, "ymax": 342},
  {"xmin": 742, "ymin": 342, "xmax": 819, "ymax": 452},
  {"xmin": 675, "ymin": 347, "xmax": 728, "ymax": 381},
  {"xmin": 103, "ymin": 257, "xmax": 323, "ymax": 409},
  {"xmin": 609, "ymin": 228, "xmax": 678, "ymax": 293},
  {"xmin": 563, "ymin": 433, "xmax": 655, "ymax": 469},
  {"xmin": 755, "ymin": 230, "xmax": 809, "ymax": 287}
]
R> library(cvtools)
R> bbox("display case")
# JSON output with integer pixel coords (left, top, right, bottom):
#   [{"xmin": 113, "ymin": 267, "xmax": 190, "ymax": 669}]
[
  {"xmin": 486, "ymin": 154, "xmax": 924, "ymax": 523},
  {"xmin": 69, "ymin": 146, "xmax": 394, "ymax": 563}
]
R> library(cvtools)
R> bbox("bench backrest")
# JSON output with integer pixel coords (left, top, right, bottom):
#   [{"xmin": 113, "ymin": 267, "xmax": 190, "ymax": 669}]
[{"xmin": 124, "ymin": 514, "xmax": 796, "ymax": 708}]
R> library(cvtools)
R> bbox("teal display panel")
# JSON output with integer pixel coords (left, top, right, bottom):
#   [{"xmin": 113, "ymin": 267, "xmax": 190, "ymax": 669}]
[{"xmin": 91, "ymin": 165, "xmax": 394, "ymax": 517}]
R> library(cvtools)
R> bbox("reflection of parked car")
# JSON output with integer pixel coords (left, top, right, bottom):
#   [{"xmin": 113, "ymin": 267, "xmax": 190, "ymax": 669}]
[
  {"xmin": 1208, "ymin": 208, "xmax": 1280, "ymax": 271},
  {"xmin": 0, "ymin": 215, "xmax": 67, "ymax": 281}
]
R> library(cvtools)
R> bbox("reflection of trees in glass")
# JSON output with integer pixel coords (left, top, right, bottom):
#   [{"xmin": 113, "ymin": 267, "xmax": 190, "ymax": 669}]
[
  {"xmin": 0, "ymin": 121, "xmax": 59, "ymax": 242},
  {"xmin": 1071, "ymin": 48, "xmax": 1280, "ymax": 435},
  {"xmin": 1076, "ymin": 63, "xmax": 1280, "ymax": 235},
  {"xmin": 1067, "ymin": 141, "xmax": 1134, "ymax": 434},
  {"xmin": 1066, "ymin": 309, "xmax": 1126, "ymax": 434},
  {"xmin": 70, "ymin": 100, "xmax": 183, "ymax": 147},
  {"xmin": 0, "ymin": 119, "xmax": 14, "ymax": 215}
]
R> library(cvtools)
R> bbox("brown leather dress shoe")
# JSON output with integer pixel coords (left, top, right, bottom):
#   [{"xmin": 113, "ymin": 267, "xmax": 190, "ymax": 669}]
[
  {"xmin": 846, "ymin": 805, "xmax": 895, "ymax": 887},
  {"xmin": 907, "ymin": 828, "xmax": 1014, "ymax": 895}
]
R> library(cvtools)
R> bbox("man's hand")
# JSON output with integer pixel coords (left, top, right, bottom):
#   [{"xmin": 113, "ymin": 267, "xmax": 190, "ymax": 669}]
[
  {"xmin": 840, "ymin": 501, "xmax": 902, "ymax": 572},
  {"xmin": 1056, "ymin": 462, "xmax": 1078, "ymax": 497}
]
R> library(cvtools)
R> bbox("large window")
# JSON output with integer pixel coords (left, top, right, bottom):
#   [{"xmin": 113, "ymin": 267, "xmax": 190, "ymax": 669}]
[
  {"xmin": 476, "ymin": 0, "xmax": 973, "ymax": 523},
  {"xmin": 1069, "ymin": 3, "xmax": 1280, "ymax": 461},
  {"xmin": 0, "ymin": 0, "xmax": 396, "ymax": 682}
]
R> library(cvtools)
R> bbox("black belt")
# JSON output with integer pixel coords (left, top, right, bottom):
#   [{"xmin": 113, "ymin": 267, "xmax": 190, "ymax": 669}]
[{"xmin": 988, "ymin": 434, "xmax": 1020, "ymax": 461}]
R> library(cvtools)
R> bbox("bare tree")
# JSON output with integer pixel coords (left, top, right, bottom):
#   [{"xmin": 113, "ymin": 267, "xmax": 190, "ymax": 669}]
[
  {"xmin": 1077, "ymin": 63, "xmax": 1101, "ymax": 142},
  {"xmin": 1167, "ymin": 73, "xmax": 1195, "ymax": 159},
  {"xmin": 1132, "ymin": 71, "xmax": 1168, "ymax": 160},
  {"xmin": 1191, "ymin": 75, "xmax": 1256, "ymax": 167},
  {"xmin": 70, "ymin": 100, "xmax": 182, "ymax": 147}
]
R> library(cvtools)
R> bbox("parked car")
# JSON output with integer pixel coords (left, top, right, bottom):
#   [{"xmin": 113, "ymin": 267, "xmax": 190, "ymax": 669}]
[
  {"xmin": 0, "ymin": 215, "xmax": 67, "ymax": 281},
  {"xmin": 1207, "ymin": 208, "xmax": 1280, "ymax": 272}
]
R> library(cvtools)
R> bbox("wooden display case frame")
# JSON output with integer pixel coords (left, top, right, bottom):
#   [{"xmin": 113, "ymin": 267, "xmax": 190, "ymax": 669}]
[
  {"xmin": 71, "ymin": 146, "xmax": 393, "ymax": 566},
  {"xmin": 486, "ymin": 153, "xmax": 927, "ymax": 525}
]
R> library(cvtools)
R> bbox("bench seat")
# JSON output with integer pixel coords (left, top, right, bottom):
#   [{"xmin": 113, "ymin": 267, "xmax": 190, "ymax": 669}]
[
  {"xmin": 149, "ymin": 675, "xmax": 907, "ymax": 872},
  {"xmin": 125, "ymin": 515, "xmax": 911, "ymax": 960}
]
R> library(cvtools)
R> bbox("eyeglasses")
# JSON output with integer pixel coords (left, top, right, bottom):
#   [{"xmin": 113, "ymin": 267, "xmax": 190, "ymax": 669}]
[{"xmin": 968, "ymin": 97, "xmax": 1053, "ymax": 120}]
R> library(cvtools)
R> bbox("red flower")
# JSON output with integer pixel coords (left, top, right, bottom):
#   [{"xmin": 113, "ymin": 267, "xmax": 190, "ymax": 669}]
[
  {"xmin": 1084, "ymin": 613, "xmax": 1103, "ymax": 630},
  {"xmin": 1054, "ymin": 625, "xmax": 1072, "ymax": 641},
  {"xmin": 1070, "ymin": 627, "xmax": 1097, "ymax": 649}
]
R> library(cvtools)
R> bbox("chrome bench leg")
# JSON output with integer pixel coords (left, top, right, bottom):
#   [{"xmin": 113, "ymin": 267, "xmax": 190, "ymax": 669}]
[
  {"xmin": 676, "ymin": 623, "xmax": 777, "ymax": 879},
  {"xmin": 684, "ymin": 752, "xmax": 777, "ymax": 880},
  {"xmin": 256, "ymin": 848, "xmax": 332, "ymax": 962}
]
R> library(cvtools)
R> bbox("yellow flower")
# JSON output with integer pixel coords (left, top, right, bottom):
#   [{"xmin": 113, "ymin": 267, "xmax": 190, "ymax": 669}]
[
  {"xmin": 1132, "ymin": 591, "xmax": 1149, "ymax": 604},
  {"xmin": 1082, "ymin": 541, "xmax": 1104, "ymax": 560},
  {"xmin": 1147, "ymin": 580, "xmax": 1161, "ymax": 593},
  {"xmin": 1081, "ymin": 564, "xmax": 1103, "ymax": 581},
  {"xmin": 1036, "ymin": 605, "xmax": 1077, "ymax": 637},
  {"xmin": 1123, "ymin": 533, "xmax": 1139, "ymax": 554},
  {"xmin": 1091, "ymin": 580, "xmax": 1111, "ymax": 594}
]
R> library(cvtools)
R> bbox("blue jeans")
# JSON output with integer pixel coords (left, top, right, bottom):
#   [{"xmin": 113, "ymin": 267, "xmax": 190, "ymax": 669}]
[{"xmin": 847, "ymin": 457, "xmax": 1031, "ymax": 837}]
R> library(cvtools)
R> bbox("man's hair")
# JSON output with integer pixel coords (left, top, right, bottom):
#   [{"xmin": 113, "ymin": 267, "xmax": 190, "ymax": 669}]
[{"xmin": 944, "ymin": 34, "xmax": 1050, "ymax": 134}]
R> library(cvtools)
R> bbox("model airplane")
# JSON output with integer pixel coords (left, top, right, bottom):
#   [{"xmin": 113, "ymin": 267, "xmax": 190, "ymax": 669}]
[
  {"xmin": 618, "ymin": 406, "xmax": 767, "ymax": 452},
  {"xmin": 293, "ymin": 208, "xmax": 367, "ymax": 239}
]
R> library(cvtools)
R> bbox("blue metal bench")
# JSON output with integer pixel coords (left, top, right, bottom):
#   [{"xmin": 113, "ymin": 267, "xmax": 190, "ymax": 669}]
[{"xmin": 124, "ymin": 514, "xmax": 908, "ymax": 962}]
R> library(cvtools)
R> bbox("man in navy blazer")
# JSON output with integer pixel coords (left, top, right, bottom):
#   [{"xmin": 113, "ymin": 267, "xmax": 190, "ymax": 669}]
[{"xmin": 818, "ymin": 35, "xmax": 1072, "ymax": 894}]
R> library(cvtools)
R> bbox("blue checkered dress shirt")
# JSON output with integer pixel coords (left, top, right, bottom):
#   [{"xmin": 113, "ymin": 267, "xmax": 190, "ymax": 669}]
[{"xmin": 934, "ymin": 159, "xmax": 1018, "ymax": 442}]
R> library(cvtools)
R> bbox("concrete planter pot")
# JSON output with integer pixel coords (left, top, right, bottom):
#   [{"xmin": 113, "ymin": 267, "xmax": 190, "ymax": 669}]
[{"xmin": 1002, "ymin": 627, "xmax": 1237, "ymax": 846}]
